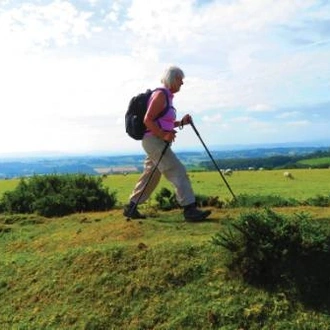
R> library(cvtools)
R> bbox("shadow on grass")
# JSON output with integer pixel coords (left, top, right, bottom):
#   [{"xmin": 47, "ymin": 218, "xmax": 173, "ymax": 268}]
[
  {"xmin": 212, "ymin": 209, "xmax": 330, "ymax": 313},
  {"xmin": 251, "ymin": 244, "xmax": 330, "ymax": 313},
  {"xmin": 284, "ymin": 247, "xmax": 330, "ymax": 312}
]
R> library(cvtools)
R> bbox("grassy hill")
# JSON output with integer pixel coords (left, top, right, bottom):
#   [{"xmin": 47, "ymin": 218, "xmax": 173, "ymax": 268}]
[
  {"xmin": 1, "ymin": 170, "xmax": 330, "ymax": 329},
  {"xmin": 1, "ymin": 207, "xmax": 330, "ymax": 329},
  {"xmin": 297, "ymin": 157, "xmax": 330, "ymax": 167}
]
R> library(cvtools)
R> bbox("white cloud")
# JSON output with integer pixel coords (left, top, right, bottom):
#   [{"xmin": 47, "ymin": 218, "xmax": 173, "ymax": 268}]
[
  {"xmin": 285, "ymin": 120, "xmax": 310, "ymax": 127},
  {"xmin": 0, "ymin": 1, "xmax": 92, "ymax": 56},
  {"xmin": 276, "ymin": 111, "xmax": 301, "ymax": 119},
  {"xmin": 230, "ymin": 116, "xmax": 253, "ymax": 123},
  {"xmin": 247, "ymin": 104, "xmax": 273, "ymax": 112},
  {"xmin": 0, "ymin": 0, "xmax": 329, "ymax": 155},
  {"xmin": 202, "ymin": 114, "xmax": 223, "ymax": 123}
]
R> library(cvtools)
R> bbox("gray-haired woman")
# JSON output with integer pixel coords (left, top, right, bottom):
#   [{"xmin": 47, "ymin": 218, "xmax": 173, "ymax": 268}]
[{"xmin": 124, "ymin": 66, "xmax": 211, "ymax": 222}]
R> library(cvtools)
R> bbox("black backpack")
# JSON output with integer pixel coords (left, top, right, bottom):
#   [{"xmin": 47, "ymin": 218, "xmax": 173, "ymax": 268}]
[{"xmin": 125, "ymin": 88, "xmax": 170, "ymax": 140}]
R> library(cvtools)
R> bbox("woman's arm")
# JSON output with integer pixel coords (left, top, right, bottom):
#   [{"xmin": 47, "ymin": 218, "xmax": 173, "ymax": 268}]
[{"xmin": 144, "ymin": 90, "xmax": 176, "ymax": 142}]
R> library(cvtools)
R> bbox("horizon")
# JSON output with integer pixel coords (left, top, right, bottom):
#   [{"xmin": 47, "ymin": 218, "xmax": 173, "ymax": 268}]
[{"xmin": 1, "ymin": 139, "xmax": 330, "ymax": 161}]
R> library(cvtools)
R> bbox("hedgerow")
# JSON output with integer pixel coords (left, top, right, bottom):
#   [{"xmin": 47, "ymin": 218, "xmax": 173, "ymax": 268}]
[{"xmin": 155, "ymin": 189, "xmax": 330, "ymax": 210}]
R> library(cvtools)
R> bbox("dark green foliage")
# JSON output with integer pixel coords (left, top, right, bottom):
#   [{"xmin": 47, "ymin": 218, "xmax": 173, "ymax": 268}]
[
  {"xmin": 155, "ymin": 190, "xmax": 330, "ymax": 210},
  {"xmin": 212, "ymin": 209, "xmax": 330, "ymax": 309},
  {"xmin": 203, "ymin": 155, "xmax": 298, "ymax": 170},
  {"xmin": 155, "ymin": 188, "xmax": 224, "ymax": 210},
  {"xmin": 201, "ymin": 149, "xmax": 330, "ymax": 170},
  {"xmin": 195, "ymin": 194, "xmax": 225, "ymax": 208},
  {"xmin": 304, "ymin": 194, "xmax": 330, "ymax": 207},
  {"xmin": 155, "ymin": 187, "xmax": 178, "ymax": 210},
  {"xmin": 154, "ymin": 189, "xmax": 313, "ymax": 210},
  {"xmin": 0, "ymin": 174, "xmax": 117, "ymax": 217},
  {"xmin": 0, "ymin": 179, "xmax": 35, "ymax": 214},
  {"xmin": 228, "ymin": 194, "xmax": 300, "ymax": 208}
]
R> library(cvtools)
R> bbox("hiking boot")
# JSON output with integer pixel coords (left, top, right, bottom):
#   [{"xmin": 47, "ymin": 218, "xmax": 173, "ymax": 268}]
[
  {"xmin": 123, "ymin": 203, "xmax": 146, "ymax": 219},
  {"xmin": 183, "ymin": 203, "xmax": 211, "ymax": 222}
]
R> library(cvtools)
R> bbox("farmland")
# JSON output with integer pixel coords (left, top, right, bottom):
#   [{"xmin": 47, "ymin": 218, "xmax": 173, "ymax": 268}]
[
  {"xmin": 1, "ymin": 168, "xmax": 330, "ymax": 205},
  {"xmin": 99, "ymin": 168, "xmax": 330, "ymax": 204}
]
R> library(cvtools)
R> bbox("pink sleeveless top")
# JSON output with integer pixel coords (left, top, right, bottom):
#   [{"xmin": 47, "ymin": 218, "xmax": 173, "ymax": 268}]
[{"xmin": 144, "ymin": 88, "xmax": 176, "ymax": 137}]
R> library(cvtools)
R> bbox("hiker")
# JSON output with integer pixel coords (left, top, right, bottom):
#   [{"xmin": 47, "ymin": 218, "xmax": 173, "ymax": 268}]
[{"xmin": 123, "ymin": 65, "xmax": 211, "ymax": 222}]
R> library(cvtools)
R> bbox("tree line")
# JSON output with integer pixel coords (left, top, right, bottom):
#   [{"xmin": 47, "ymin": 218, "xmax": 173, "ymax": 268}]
[{"xmin": 200, "ymin": 150, "xmax": 330, "ymax": 170}]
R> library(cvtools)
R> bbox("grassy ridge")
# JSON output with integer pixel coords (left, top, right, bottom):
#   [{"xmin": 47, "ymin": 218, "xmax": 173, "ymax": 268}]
[
  {"xmin": 1, "ymin": 170, "xmax": 330, "ymax": 328},
  {"xmin": 1, "ymin": 209, "xmax": 330, "ymax": 329}
]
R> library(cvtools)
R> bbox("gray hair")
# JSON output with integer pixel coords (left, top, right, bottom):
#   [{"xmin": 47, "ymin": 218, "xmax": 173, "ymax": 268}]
[{"xmin": 161, "ymin": 66, "xmax": 185, "ymax": 89}]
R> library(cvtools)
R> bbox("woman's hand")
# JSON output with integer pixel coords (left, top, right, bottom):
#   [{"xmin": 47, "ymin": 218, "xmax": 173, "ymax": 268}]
[{"xmin": 181, "ymin": 114, "xmax": 192, "ymax": 126}]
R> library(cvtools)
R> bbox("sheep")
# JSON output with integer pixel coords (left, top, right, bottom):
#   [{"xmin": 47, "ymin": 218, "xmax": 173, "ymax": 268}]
[
  {"xmin": 283, "ymin": 171, "xmax": 294, "ymax": 179},
  {"xmin": 224, "ymin": 168, "xmax": 233, "ymax": 176}
]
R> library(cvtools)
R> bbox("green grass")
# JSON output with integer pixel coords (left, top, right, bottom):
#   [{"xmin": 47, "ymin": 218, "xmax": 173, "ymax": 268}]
[
  {"xmin": 298, "ymin": 157, "xmax": 330, "ymax": 167},
  {"xmin": 0, "ymin": 178, "xmax": 20, "ymax": 198},
  {"xmin": 2, "ymin": 169, "xmax": 330, "ymax": 204},
  {"xmin": 1, "ymin": 170, "xmax": 330, "ymax": 328},
  {"xmin": 1, "ymin": 207, "xmax": 330, "ymax": 329},
  {"xmin": 101, "ymin": 169, "xmax": 330, "ymax": 204}
]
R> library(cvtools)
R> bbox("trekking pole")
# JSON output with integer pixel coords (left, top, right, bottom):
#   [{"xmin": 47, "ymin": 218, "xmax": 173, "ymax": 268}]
[
  {"xmin": 126, "ymin": 142, "xmax": 170, "ymax": 220},
  {"xmin": 190, "ymin": 121, "xmax": 236, "ymax": 200}
]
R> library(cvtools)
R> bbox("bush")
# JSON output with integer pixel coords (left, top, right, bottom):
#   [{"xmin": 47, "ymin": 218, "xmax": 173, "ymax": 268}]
[
  {"xmin": 228, "ymin": 194, "xmax": 300, "ymax": 208},
  {"xmin": 304, "ymin": 194, "xmax": 330, "ymax": 207},
  {"xmin": 155, "ymin": 187, "xmax": 178, "ymax": 210},
  {"xmin": 212, "ymin": 209, "xmax": 330, "ymax": 309},
  {"xmin": 155, "ymin": 188, "xmax": 225, "ymax": 210},
  {"xmin": 195, "ymin": 194, "xmax": 225, "ymax": 208},
  {"xmin": 0, "ymin": 174, "xmax": 117, "ymax": 217}
]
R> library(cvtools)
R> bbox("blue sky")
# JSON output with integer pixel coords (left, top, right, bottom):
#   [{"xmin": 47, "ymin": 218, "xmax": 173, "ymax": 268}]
[{"xmin": 0, "ymin": 0, "xmax": 329, "ymax": 156}]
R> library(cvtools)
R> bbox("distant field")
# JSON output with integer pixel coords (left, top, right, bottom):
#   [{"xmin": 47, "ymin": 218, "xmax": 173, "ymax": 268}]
[
  {"xmin": 1, "ymin": 169, "xmax": 329, "ymax": 205},
  {"xmin": 103, "ymin": 168, "xmax": 330, "ymax": 204},
  {"xmin": 0, "ymin": 178, "xmax": 20, "ymax": 198},
  {"xmin": 297, "ymin": 157, "xmax": 330, "ymax": 166}
]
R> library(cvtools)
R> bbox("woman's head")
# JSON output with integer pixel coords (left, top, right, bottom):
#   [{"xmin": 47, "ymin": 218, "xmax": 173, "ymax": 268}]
[{"xmin": 161, "ymin": 66, "xmax": 185, "ymax": 93}]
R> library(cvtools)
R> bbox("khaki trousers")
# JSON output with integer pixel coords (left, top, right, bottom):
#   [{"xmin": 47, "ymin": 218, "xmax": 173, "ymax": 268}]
[{"xmin": 129, "ymin": 136, "xmax": 195, "ymax": 206}]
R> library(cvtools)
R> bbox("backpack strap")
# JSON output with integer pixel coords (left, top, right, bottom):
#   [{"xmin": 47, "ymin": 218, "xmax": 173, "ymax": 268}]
[
  {"xmin": 144, "ymin": 88, "xmax": 172, "ymax": 136},
  {"xmin": 152, "ymin": 87, "xmax": 170, "ymax": 120}
]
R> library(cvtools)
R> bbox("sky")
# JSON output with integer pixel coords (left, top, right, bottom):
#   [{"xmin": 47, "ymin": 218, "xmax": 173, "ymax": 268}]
[{"xmin": 0, "ymin": 0, "xmax": 329, "ymax": 156}]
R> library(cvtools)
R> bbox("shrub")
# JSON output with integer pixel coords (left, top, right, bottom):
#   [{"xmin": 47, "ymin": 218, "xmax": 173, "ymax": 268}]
[
  {"xmin": 212, "ymin": 209, "xmax": 330, "ymax": 309},
  {"xmin": 228, "ymin": 194, "xmax": 300, "ymax": 208},
  {"xmin": 155, "ymin": 188, "xmax": 225, "ymax": 210},
  {"xmin": 304, "ymin": 194, "xmax": 330, "ymax": 207},
  {"xmin": 195, "ymin": 194, "xmax": 225, "ymax": 208},
  {"xmin": 155, "ymin": 187, "xmax": 178, "ymax": 210},
  {"xmin": 0, "ymin": 174, "xmax": 117, "ymax": 217}
]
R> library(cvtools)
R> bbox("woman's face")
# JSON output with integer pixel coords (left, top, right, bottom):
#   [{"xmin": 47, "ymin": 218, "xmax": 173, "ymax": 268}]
[{"xmin": 171, "ymin": 75, "xmax": 184, "ymax": 93}]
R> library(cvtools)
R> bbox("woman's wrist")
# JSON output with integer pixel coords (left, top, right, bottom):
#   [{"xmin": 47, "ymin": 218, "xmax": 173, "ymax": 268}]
[
  {"xmin": 174, "ymin": 120, "xmax": 184, "ymax": 127},
  {"xmin": 159, "ymin": 130, "xmax": 166, "ymax": 139}
]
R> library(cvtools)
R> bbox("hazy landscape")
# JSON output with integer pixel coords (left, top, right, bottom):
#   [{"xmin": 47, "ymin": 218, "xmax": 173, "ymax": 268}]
[{"xmin": 1, "ymin": 142, "xmax": 330, "ymax": 179}]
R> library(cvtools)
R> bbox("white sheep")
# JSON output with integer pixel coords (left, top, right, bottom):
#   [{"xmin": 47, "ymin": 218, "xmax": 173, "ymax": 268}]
[
  {"xmin": 224, "ymin": 169, "xmax": 233, "ymax": 176},
  {"xmin": 283, "ymin": 171, "xmax": 294, "ymax": 179}
]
